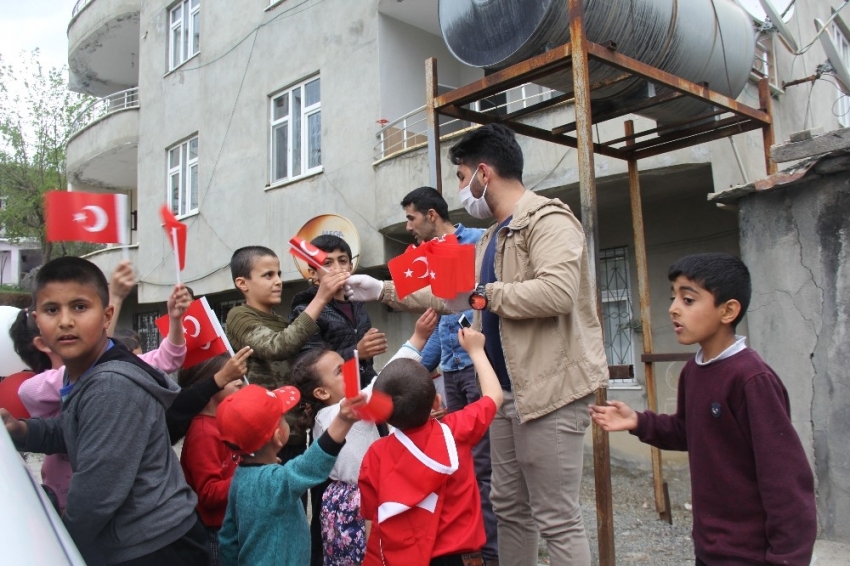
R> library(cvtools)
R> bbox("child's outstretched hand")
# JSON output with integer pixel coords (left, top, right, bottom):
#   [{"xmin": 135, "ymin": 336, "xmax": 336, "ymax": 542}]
[
  {"xmin": 414, "ymin": 308, "xmax": 439, "ymax": 343},
  {"xmin": 214, "ymin": 346, "xmax": 252, "ymax": 388},
  {"xmin": 110, "ymin": 260, "xmax": 136, "ymax": 302},
  {"xmin": 338, "ymin": 393, "xmax": 367, "ymax": 423},
  {"xmin": 589, "ymin": 401, "xmax": 639, "ymax": 432},
  {"xmin": 457, "ymin": 326, "xmax": 485, "ymax": 354}
]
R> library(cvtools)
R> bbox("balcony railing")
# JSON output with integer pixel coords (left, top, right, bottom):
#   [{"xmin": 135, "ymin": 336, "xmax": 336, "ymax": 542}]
[
  {"xmin": 374, "ymin": 83, "xmax": 558, "ymax": 161},
  {"xmin": 72, "ymin": 0, "xmax": 94, "ymax": 18},
  {"xmin": 68, "ymin": 87, "xmax": 139, "ymax": 139}
]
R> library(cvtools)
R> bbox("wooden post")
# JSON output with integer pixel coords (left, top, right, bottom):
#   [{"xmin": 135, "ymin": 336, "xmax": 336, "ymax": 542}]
[
  {"xmin": 569, "ymin": 0, "xmax": 615, "ymax": 564},
  {"xmin": 625, "ymin": 120, "xmax": 671, "ymax": 523},
  {"xmin": 426, "ymin": 57, "xmax": 442, "ymax": 193}
]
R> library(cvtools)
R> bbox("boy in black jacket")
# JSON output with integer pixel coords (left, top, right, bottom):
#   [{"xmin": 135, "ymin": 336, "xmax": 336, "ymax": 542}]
[{"xmin": 1, "ymin": 257, "xmax": 208, "ymax": 566}]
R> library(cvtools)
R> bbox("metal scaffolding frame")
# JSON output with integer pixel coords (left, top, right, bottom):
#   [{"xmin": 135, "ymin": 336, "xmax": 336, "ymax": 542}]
[{"xmin": 424, "ymin": 1, "xmax": 775, "ymax": 563}]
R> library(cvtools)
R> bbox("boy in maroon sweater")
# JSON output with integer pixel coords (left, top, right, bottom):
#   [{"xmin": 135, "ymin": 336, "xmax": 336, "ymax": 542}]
[{"xmin": 590, "ymin": 253, "xmax": 816, "ymax": 566}]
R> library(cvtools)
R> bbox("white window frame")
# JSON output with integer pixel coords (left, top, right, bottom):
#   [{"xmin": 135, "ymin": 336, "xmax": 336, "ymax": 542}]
[
  {"xmin": 269, "ymin": 76, "xmax": 322, "ymax": 185},
  {"xmin": 167, "ymin": 137, "xmax": 199, "ymax": 218},
  {"xmin": 832, "ymin": 24, "xmax": 850, "ymax": 127},
  {"xmin": 169, "ymin": 0, "xmax": 200, "ymax": 71}
]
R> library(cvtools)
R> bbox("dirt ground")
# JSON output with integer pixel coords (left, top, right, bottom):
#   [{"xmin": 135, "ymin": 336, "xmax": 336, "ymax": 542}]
[{"xmin": 538, "ymin": 457, "xmax": 695, "ymax": 565}]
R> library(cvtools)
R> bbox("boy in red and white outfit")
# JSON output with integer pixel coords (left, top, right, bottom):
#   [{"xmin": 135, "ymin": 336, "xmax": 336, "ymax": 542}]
[{"xmin": 359, "ymin": 327, "xmax": 503, "ymax": 566}]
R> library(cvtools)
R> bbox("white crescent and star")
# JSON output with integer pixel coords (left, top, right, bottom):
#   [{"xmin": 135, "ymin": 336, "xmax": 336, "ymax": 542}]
[
  {"xmin": 411, "ymin": 256, "xmax": 430, "ymax": 279},
  {"xmin": 73, "ymin": 205, "xmax": 109, "ymax": 233},
  {"xmin": 183, "ymin": 316, "xmax": 201, "ymax": 338},
  {"xmin": 199, "ymin": 341, "xmax": 212, "ymax": 350}
]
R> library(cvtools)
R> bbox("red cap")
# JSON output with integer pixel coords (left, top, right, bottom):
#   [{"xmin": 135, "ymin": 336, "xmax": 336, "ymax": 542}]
[{"xmin": 216, "ymin": 384, "xmax": 301, "ymax": 454}]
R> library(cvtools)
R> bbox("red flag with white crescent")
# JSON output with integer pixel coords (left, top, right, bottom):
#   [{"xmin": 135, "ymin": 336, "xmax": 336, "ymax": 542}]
[
  {"xmin": 288, "ymin": 236, "xmax": 328, "ymax": 271},
  {"xmin": 45, "ymin": 191, "xmax": 128, "ymax": 244},
  {"xmin": 387, "ymin": 242, "xmax": 432, "ymax": 299}
]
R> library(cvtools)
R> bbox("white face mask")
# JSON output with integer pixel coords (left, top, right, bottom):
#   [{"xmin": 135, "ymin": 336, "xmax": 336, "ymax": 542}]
[{"xmin": 459, "ymin": 169, "xmax": 493, "ymax": 219}]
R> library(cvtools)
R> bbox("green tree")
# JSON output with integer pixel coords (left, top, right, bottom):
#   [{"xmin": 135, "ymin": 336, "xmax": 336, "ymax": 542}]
[{"xmin": 0, "ymin": 49, "xmax": 99, "ymax": 263}]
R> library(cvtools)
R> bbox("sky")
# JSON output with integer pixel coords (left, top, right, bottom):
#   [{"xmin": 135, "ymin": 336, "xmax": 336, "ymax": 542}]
[{"xmin": 0, "ymin": 1, "xmax": 77, "ymax": 72}]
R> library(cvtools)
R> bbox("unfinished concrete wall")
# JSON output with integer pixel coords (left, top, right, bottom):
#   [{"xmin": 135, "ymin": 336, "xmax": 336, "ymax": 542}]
[{"xmin": 738, "ymin": 169, "xmax": 850, "ymax": 542}]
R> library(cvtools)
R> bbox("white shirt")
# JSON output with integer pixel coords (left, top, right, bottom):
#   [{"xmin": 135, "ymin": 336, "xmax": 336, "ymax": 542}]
[{"xmin": 694, "ymin": 335, "xmax": 747, "ymax": 366}]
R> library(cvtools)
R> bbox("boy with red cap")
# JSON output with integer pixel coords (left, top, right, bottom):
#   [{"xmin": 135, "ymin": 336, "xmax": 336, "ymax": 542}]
[
  {"xmin": 216, "ymin": 384, "xmax": 364, "ymax": 566},
  {"xmin": 359, "ymin": 327, "xmax": 503, "ymax": 566}
]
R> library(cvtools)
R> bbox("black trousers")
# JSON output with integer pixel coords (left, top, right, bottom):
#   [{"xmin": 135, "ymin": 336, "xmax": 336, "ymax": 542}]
[
  {"xmin": 430, "ymin": 551, "xmax": 484, "ymax": 566},
  {"xmin": 113, "ymin": 514, "xmax": 210, "ymax": 566}
]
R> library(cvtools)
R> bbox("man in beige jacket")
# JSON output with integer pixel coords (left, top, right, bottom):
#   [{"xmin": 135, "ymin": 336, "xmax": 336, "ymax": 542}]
[{"xmin": 347, "ymin": 124, "xmax": 608, "ymax": 566}]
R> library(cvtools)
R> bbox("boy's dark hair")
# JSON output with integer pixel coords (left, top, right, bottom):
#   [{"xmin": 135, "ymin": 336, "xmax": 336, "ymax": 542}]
[
  {"xmin": 374, "ymin": 358, "xmax": 435, "ymax": 430},
  {"xmin": 448, "ymin": 123, "xmax": 524, "ymax": 183},
  {"xmin": 9, "ymin": 308, "xmax": 51, "ymax": 373},
  {"xmin": 230, "ymin": 246, "xmax": 277, "ymax": 283},
  {"xmin": 668, "ymin": 253, "xmax": 751, "ymax": 328},
  {"xmin": 310, "ymin": 235, "xmax": 352, "ymax": 261},
  {"xmin": 34, "ymin": 256, "xmax": 109, "ymax": 307},
  {"xmin": 400, "ymin": 187, "xmax": 451, "ymax": 222},
  {"xmin": 178, "ymin": 353, "xmax": 229, "ymax": 389},
  {"xmin": 291, "ymin": 346, "xmax": 335, "ymax": 435},
  {"xmin": 112, "ymin": 329, "xmax": 142, "ymax": 352}
]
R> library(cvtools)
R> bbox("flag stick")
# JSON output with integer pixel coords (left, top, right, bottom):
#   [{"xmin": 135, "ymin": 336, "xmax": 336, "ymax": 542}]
[{"xmin": 170, "ymin": 227, "xmax": 181, "ymax": 285}]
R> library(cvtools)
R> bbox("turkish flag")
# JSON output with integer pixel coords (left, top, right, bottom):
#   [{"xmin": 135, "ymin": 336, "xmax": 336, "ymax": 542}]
[
  {"xmin": 343, "ymin": 354, "xmax": 360, "ymax": 399},
  {"xmin": 45, "ymin": 191, "xmax": 128, "ymax": 244},
  {"xmin": 183, "ymin": 337, "xmax": 229, "ymax": 368},
  {"xmin": 387, "ymin": 243, "xmax": 432, "ymax": 299},
  {"xmin": 426, "ymin": 241, "xmax": 476, "ymax": 299},
  {"xmin": 289, "ymin": 236, "xmax": 328, "ymax": 271},
  {"xmin": 160, "ymin": 205, "xmax": 187, "ymax": 270},
  {"xmin": 155, "ymin": 298, "xmax": 219, "ymax": 351},
  {"xmin": 356, "ymin": 390, "xmax": 393, "ymax": 423}
]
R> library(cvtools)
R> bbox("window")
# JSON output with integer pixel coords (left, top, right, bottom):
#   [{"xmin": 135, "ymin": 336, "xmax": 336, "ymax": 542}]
[
  {"xmin": 270, "ymin": 76, "xmax": 322, "ymax": 184},
  {"xmin": 217, "ymin": 299, "xmax": 245, "ymax": 330},
  {"xmin": 168, "ymin": 137, "xmax": 199, "ymax": 217},
  {"xmin": 599, "ymin": 247, "xmax": 636, "ymax": 385},
  {"xmin": 169, "ymin": 0, "xmax": 200, "ymax": 71},
  {"xmin": 832, "ymin": 25, "xmax": 850, "ymax": 127},
  {"xmin": 135, "ymin": 311, "xmax": 162, "ymax": 354}
]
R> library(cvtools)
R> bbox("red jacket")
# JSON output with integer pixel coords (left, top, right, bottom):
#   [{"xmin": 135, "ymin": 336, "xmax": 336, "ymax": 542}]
[
  {"xmin": 181, "ymin": 414, "xmax": 238, "ymax": 528},
  {"xmin": 360, "ymin": 397, "xmax": 496, "ymax": 564}
]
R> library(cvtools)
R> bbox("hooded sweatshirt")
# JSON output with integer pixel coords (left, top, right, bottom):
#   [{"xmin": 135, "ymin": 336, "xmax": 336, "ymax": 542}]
[{"xmin": 21, "ymin": 344, "xmax": 199, "ymax": 565}]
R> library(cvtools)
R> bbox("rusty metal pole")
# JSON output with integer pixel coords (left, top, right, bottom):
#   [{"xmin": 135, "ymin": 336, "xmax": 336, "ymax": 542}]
[
  {"xmin": 625, "ymin": 120, "xmax": 672, "ymax": 524},
  {"xmin": 758, "ymin": 77, "xmax": 776, "ymax": 176},
  {"xmin": 426, "ymin": 57, "xmax": 443, "ymax": 194},
  {"xmin": 569, "ymin": 0, "xmax": 615, "ymax": 564}
]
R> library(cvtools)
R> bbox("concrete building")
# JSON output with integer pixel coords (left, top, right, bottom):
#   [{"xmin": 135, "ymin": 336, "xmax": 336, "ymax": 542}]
[{"xmin": 65, "ymin": 0, "xmax": 846, "ymax": 494}]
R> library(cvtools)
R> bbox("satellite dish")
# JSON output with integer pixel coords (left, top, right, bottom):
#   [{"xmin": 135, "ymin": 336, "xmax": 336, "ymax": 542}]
[
  {"xmin": 815, "ymin": 18, "xmax": 850, "ymax": 95},
  {"xmin": 756, "ymin": 0, "xmax": 799, "ymax": 52},
  {"xmin": 291, "ymin": 214, "xmax": 361, "ymax": 280}
]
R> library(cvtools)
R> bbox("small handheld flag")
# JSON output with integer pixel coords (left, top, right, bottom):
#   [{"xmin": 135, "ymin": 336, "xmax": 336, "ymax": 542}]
[{"xmin": 289, "ymin": 236, "xmax": 328, "ymax": 272}]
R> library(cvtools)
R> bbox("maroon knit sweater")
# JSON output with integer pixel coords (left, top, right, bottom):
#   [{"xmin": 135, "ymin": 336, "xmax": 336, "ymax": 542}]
[{"xmin": 633, "ymin": 348, "xmax": 816, "ymax": 565}]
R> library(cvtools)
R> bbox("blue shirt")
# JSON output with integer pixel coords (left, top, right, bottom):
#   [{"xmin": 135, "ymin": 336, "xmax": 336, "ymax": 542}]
[
  {"xmin": 481, "ymin": 217, "xmax": 513, "ymax": 390},
  {"xmin": 421, "ymin": 224, "xmax": 486, "ymax": 373}
]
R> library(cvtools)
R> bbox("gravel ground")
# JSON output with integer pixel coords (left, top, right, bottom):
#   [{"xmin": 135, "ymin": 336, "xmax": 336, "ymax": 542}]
[{"xmin": 538, "ymin": 457, "xmax": 695, "ymax": 565}]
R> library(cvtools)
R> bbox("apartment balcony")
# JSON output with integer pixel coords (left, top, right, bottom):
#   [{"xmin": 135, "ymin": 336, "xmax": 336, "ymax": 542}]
[
  {"xmin": 68, "ymin": 0, "xmax": 141, "ymax": 97},
  {"xmin": 66, "ymin": 88, "xmax": 139, "ymax": 190}
]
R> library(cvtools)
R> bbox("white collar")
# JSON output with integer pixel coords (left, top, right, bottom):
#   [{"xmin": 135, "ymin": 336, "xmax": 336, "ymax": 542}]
[{"xmin": 694, "ymin": 335, "xmax": 747, "ymax": 366}]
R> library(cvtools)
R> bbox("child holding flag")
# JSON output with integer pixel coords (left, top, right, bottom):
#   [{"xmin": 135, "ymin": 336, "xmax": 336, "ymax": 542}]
[
  {"xmin": 225, "ymin": 245, "xmax": 349, "ymax": 463},
  {"xmin": 179, "ymin": 352, "xmax": 251, "ymax": 565},
  {"xmin": 292, "ymin": 308, "xmax": 438, "ymax": 565}
]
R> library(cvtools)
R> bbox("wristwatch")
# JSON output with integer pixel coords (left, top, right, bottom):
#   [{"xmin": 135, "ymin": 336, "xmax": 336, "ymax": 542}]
[{"xmin": 469, "ymin": 284, "xmax": 489, "ymax": 311}]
